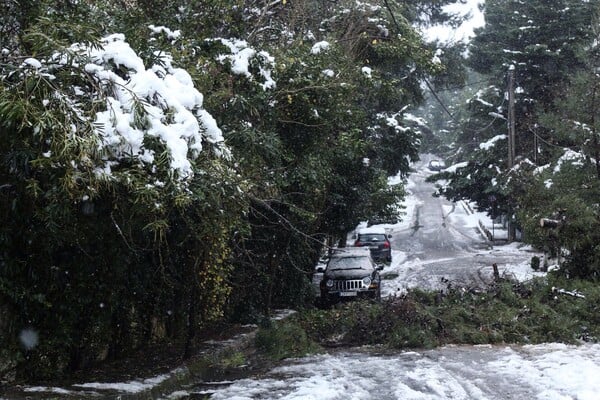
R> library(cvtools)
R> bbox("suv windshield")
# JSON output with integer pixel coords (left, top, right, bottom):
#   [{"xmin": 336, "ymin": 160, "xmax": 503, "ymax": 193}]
[{"xmin": 327, "ymin": 256, "xmax": 372, "ymax": 271}]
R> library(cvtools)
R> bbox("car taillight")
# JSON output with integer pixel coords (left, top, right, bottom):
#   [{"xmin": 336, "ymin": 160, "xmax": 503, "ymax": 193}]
[
  {"xmin": 354, "ymin": 240, "xmax": 362, "ymax": 247},
  {"xmin": 383, "ymin": 241, "xmax": 390, "ymax": 248}
]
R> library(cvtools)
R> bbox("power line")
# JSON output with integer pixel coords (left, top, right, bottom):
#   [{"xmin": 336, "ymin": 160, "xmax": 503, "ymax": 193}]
[
  {"xmin": 530, "ymin": 128, "xmax": 579, "ymax": 150},
  {"xmin": 381, "ymin": 1, "xmax": 459, "ymax": 123},
  {"xmin": 433, "ymin": 78, "xmax": 492, "ymax": 92},
  {"xmin": 382, "ymin": 1, "xmax": 497, "ymax": 134},
  {"xmin": 424, "ymin": 77, "xmax": 456, "ymax": 121}
]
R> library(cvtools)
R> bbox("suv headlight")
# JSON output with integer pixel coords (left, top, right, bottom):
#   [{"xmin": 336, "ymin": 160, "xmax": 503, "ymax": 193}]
[
  {"xmin": 362, "ymin": 277, "xmax": 372, "ymax": 287},
  {"xmin": 326, "ymin": 279, "xmax": 334, "ymax": 288}
]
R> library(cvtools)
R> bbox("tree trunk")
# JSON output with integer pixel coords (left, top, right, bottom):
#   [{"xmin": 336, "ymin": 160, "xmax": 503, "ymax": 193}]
[{"xmin": 183, "ymin": 283, "xmax": 197, "ymax": 359}]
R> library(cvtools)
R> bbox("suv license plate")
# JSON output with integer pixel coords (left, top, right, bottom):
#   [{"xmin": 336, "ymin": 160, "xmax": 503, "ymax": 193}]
[{"xmin": 339, "ymin": 291, "xmax": 357, "ymax": 297}]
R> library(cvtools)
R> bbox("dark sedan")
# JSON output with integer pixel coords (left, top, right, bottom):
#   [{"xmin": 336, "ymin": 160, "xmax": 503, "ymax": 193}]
[{"xmin": 354, "ymin": 227, "xmax": 392, "ymax": 262}]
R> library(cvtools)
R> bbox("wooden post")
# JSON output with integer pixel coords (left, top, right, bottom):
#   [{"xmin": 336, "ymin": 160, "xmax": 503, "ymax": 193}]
[{"xmin": 492, "ymin": 263, "xmax": 500, "ymax": 281}]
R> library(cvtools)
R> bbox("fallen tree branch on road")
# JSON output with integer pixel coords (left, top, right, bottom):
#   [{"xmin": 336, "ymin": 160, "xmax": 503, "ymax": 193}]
[{"xmin": 552, "ymin": 287, "xmax": 585, "ymax": 299}]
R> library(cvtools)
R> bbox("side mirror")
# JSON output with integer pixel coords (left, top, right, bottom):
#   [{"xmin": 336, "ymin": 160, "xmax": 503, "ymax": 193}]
[
  {"xmin": 352, "ymin": 234, "xmax": 357, "ymax": 239},
  {"xmin": 387, "ymin": 234, "xmax": 392, "ymax": 239}
]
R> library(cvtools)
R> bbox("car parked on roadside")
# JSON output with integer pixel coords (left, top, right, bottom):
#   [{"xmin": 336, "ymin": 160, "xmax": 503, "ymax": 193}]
[
  {"xmin": 367, "ymin": 214, "xmax": 399, "ymax": 227},
  {"xmin": 353, "ymin": 227, "xmax": 392, "ymax": 262},
  {"xmin": 318, "ymin": 248, "xmax": 382, "ymax": 305},
  {"xmin": 428, "ymin": 159, "xmax": 445, "ymax": 171}
]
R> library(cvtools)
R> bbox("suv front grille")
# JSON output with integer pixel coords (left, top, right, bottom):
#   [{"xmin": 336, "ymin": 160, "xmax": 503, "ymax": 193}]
[{"xmin": 333, "ymin": 279, "xmax": 364, "ymax": 291}]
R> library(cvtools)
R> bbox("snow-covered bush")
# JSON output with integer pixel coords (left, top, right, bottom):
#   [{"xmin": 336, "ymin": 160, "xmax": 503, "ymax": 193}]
[{"xmin": 0, "ymin": 29, "xmax": 242, "ymax": 379}]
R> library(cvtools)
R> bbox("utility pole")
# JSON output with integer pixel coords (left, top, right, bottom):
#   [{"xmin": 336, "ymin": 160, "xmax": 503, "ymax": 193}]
[
  {"xmin": 507, "ymin": 66, "xmax": 516, "ymax": 242},
  {"xmin": 507, "ymin": 65, "xmax": 516, "ymax": 169}
]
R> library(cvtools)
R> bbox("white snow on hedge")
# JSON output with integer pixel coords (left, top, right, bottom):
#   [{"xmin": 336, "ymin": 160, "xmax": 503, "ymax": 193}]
[
  {"xmin": 533, "ymin": 163, "xmax": 550, "ymax": 175},
  {"xmin": 23, "ymin": 57, "xmax": 43, "ymax": 69},
  {"xmin": 432, "ymin": 48, "xmax": 443, "ymax": 64},
  {"xmin": 148, "ymin": 24, "xmax": 181, "ymax": 40},
  {"xmin": 444, "ymin": 161, "xmax": 468, "ymax": 173},
  {"xmin": 214, "ymin": 38, "xmax": 276, "ymax": 91},
  {"xmin": 311, "ymin": 41, "xmax": 330, "ymax": 54},
  {"xmin": 74, "ymin": 34, "xmax": 224, "ymax": 181},
  {"xmin": 361, "ymin": 66, "xmax": 372, "ymax": 78},
  {"xmin": 474, "ymin": 97, "xmax": 493, "ymax": 107},
  {"xmin": 403, "ymin": 113, "xmax": 428, "ymax": 127},
  {"xmin": 375, "ymin": 113, "xmax": 410, "ymax": 133}
]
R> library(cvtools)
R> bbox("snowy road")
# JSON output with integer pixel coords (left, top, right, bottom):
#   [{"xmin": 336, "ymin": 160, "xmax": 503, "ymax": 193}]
[
  {"xmin": 379, "ymin": 156, "xmax": 542, "ymax": 297},
  {"xmin": 201, "ymin": 343, "xmax": 600, "ymax": 400},
  {"xmin": 192, "ymin": 157, "xmax": 600, "ymax": 400}
]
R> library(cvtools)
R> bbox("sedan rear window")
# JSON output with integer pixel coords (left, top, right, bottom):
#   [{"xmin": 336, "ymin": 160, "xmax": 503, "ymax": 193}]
[{"xmin": 358, "ymin": 234, "xmax": 386, "ymax": 242}]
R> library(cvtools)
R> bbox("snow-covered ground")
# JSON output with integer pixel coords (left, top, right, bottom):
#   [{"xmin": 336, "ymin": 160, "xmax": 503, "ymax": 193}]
[
  {"xmin": 378, "ymin": 191, "xmax": 546, "ymax": 297},
  {"xmin": 20, "ymin": 373, "xmax": 174, "ymax": 397},
  {"xmin": 200, "ymin": 343, "xmax": 600, "ymax": 400}
]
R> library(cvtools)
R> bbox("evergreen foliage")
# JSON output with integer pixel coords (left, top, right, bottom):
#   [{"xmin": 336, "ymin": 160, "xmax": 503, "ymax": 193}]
[
  {"xmin": 428, "ymin": 0, "xmax": 600, "ymax": 278},
  {"xmin": 0, "ymin": 0, "xmax": 450, "ymax": 380}
]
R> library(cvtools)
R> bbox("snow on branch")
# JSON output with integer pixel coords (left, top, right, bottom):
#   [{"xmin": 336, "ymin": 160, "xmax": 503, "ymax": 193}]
[
  {"xmin": 553, "ymin": 149, "xmax": 586, "ymax": 173},
  {"xmin": 68, "ymin": 33, "xmax": 227, "ymax": 182},
  {"xmin": 213, "ymin": 38, "xmax": 276, "ymax": 91},
  {"xmin": 479, "ymin": 134, "xmax": 507, "ymax": 150}
]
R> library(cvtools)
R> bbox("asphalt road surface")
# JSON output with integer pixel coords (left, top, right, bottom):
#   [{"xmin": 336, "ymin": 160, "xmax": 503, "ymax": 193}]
[{"xmin": 380, "ymin": 156, "xmax": 538, "ymax": 297}]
